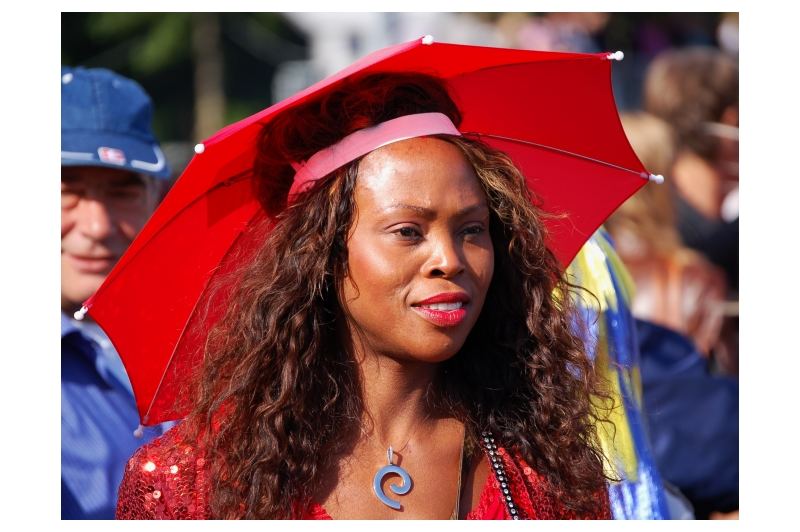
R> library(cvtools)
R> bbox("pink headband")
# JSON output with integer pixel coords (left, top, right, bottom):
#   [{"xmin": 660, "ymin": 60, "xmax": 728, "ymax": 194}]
[{"xmin": 288, "ymin": 112, "xmax": 461, "ymax": 200}]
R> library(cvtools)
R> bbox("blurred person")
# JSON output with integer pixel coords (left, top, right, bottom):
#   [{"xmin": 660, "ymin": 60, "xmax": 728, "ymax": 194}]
[
  {"xmin": 604, "ymin": 112, "xmax": 727, "ymax": 356},
  {"xmin": 570, "ymin": 228, "xmax": 739, "ymax": 520},
  {"xmin": 578, "ymin": 229, "xmax": 738, "ymax": 519},
  {"xmin": 717, "ymin": 13, "xmax": 739, "ymax": 58},
  {"xmin": 603, "ymin": 112, "xmax": 738, "ymax": 517},
  {"xmin": 61, "ymin": 66, "xmax": 172, "ymax": 519},
  {"xmin": 636, "ymin": 317, "xmax": 739, "ymax": 519},
  {"xmin": 643, "ymin": 47, "xmax": 738, "ymax": 291}
]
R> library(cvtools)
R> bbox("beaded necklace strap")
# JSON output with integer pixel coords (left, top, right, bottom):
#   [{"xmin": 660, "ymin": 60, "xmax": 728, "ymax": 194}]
[{"xmin": 480, "ymin": 431, "xmax": 521, "ymax": 520}]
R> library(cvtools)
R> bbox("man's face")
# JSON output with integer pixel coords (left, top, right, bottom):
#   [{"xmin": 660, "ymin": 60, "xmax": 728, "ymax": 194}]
[{"xmin": 61, "ymin": 166, "xmax": 159, "ymax": 312}]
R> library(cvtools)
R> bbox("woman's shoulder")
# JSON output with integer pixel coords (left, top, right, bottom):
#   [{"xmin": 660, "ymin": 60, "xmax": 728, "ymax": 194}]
[
  {"xmin": 116, "ymin": 423, "xmax": 210, "ymax": 519},
  {"xmin": 501, "ymin": 447, "xmax": 611, "ymax": 520}
]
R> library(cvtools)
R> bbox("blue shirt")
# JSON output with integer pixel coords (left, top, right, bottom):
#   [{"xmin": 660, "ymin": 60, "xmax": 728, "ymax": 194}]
[
  {"xmin": 637, "ymin": 318, "xmax": 739, "ymax": 517},
  {"xmin": 61, "ymin": 312, "xmax": 170, "ymax": 519}
]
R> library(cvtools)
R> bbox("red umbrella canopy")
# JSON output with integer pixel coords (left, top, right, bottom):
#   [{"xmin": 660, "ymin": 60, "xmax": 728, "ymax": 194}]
[{"xmin": 84, "ymin": 37, "xmax": 649, "ymax": 425}]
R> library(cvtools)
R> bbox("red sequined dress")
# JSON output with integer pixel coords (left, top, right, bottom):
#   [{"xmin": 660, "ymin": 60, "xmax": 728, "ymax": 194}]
[{"xmin": 117, "ymin": 426, "xmax": 610, "ymax": 520}]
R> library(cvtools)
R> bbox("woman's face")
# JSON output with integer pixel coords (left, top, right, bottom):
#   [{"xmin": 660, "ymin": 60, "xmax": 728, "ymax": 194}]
[{"xmin": 341, "ymin": 137, "xmax": 494, "ymax": 363}]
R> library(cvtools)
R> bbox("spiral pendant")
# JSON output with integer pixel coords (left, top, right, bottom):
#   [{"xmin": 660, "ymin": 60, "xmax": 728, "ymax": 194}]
[{"xmin": 373, "ymin": 446, "xmax": 413, "ymax": 510}]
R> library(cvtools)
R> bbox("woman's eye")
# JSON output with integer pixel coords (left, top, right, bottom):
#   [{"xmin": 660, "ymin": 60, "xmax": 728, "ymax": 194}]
[
  {"xmin": 463, "ymin": 225, "xmax": 485, "ymax": 236},
  {"xmin": 394, "ymin": 227, "xmax": 421, "ymax": 240}
]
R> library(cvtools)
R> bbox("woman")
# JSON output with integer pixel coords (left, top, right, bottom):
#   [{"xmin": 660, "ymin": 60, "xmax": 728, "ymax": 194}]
[{"xmin": 116, "ymin": 73, "xmax": 612, "ymax": 520}]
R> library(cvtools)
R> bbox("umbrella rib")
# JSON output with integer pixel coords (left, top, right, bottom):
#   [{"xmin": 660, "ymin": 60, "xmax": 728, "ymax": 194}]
[
  {"xmin": 142, "ymin": 206, "xmax": 263, "ymax": 425},
  {"xmin": 85, "ymin": 170, "xmax": 253, "ymax": 310},
  {"xmin": 464, "ymin": 132, "xmax": 647, "ymax": 179}
]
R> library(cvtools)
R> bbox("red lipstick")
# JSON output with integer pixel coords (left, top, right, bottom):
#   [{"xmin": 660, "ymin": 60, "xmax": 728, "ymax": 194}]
[{"xmin": 411, "ymin": 292, "xmax": 470, "ymax": 328}]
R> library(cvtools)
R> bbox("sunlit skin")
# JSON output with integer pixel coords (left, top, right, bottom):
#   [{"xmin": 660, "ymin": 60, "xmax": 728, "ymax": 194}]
[
  {"xmin": 61, "ymin": 166, "xmax": 159, "ymax": 314},
  {"xmin": 318, "ymin": 137, "xmax": 494, "ymax": 519}
]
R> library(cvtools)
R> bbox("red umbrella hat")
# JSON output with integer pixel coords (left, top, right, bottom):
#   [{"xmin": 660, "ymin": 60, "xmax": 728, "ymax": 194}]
[{"xmin": 79, "ymin": 37, "xmax": 657, "ymax": 426}]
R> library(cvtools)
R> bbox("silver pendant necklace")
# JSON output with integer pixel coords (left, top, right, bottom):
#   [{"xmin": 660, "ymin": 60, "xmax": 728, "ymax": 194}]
[
  {"xmin": 370, "ymin": 426, "xmax": 521, "ymax": 517},
  {"xmin": 370, "ymin": 414, "xmax": 430, "ymax": 510},
  {"xmin": 372, "ymin": 446, "xmax": 413, "ymax": 510},
  {"xmin": 371, "ymin": 418, "xmax": 469, "ymax": 516}
]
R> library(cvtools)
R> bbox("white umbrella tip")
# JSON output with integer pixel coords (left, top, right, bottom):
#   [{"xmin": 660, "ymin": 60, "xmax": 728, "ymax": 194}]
[
  {"xmin": 133, "ymin": 424, "xmax": 144, "ymax": 438},
  {"xmin": 421, "ymin": 35, "xmax": 435, "ymax": 45},
  {"xmin": 73, "ymin": 306, "xmax": 88, "ymax": 321},
  {"xmin": 607, "ymin": 51, "xmax": 625, "ymax": 61},
  {"xmin": 649, "ymin": 173, "xmax": 665, "ymax": 184},
  {"xmin": 194, "ymin": 143, "xmax": 206, "ymax": 154}
]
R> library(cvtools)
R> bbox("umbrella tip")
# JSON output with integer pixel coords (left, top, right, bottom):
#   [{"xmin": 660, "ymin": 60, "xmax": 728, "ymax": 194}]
[
  {"xmin": 73, "ymin": 305, "xmax": 89, "ymax": 321},
  {"xmin": 641, "ymin": 172, "xmax": 665, "ymax": 184},
  {"xmin": 133, "ymin": 424, "xmax": 144, "ymax": 438},
  {"xmin": 606, "ymin": 51, "xmax": 625, "ymax": 61},
  {"xmin": 421, "ymin": 35, "xmax": 435, "ymax": 45},
  {"xmin": 194, "ymin": 143, "xmax": 205, "ymax": 154}
]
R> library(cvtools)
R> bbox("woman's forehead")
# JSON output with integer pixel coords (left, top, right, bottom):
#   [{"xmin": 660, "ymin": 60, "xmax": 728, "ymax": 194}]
[{"xmin": 354, "ymin": 137, "xmax": 485, "ymax": 214}]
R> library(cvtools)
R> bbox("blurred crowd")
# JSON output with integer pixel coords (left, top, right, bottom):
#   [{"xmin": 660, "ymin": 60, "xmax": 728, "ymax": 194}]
[{"xmin": 62, "ymin": 12, "xmax": 738, "ymax": 520}]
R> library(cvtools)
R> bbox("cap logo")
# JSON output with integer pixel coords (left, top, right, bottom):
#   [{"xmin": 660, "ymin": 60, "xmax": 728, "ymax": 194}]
[{"xmin": 98, "ymin": 147, "xmax": 127, "ymax": 165}]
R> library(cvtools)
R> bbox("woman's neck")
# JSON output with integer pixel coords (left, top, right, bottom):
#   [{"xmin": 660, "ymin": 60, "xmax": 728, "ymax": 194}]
[{"xmin": 354, "ymin": 343, "xmax": 441, "ymax": 449}]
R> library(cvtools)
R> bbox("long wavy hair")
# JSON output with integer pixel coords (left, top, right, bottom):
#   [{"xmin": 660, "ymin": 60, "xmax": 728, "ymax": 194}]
[{"xmin": 180, "ymin": 73, "xmax": 611, "ymax": 518}]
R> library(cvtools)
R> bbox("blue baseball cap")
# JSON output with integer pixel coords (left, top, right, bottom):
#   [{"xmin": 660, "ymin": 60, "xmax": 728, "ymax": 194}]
[{"xmin": 61, "ymin": 66, "xmax": 171, "ymax": 179}]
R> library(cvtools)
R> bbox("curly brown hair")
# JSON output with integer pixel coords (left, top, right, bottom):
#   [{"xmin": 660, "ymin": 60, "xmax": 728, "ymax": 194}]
[{"xmin": 179, "ymin": 73, "xmax": 610, "ymax": 519}]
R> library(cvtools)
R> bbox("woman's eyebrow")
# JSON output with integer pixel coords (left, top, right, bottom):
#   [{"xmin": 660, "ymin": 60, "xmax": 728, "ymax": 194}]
[{"xmin": 381, "ymin": 203, "xmax": 489, "ymax": 218}]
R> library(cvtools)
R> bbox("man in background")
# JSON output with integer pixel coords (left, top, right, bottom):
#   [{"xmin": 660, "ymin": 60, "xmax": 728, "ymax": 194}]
[
  {"xmin": 61, "ymin": 66, "xmax": 171, "ymax": 519},
  {"xmin": 643, "ymin": 47, "xmax": 738, "ymax": 291}
]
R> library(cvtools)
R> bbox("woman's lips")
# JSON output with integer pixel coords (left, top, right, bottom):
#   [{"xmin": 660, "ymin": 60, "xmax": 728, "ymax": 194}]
[
  {"xmin": 411, "ymin": 304, "xmax": 468, "ymax": 327},
  {"xmin": 411, "ymin": 292, "xmax": 470, "ymax": 327},
  {"xmin": 64, "ymin": 253, "xmax": 117, "ymax": 274}
]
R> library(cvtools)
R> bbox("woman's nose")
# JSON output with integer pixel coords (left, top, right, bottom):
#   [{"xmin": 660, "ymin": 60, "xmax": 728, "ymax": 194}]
[{"xmin": 423, "ymin": 235, "xmax": 465, "ymax": 279}]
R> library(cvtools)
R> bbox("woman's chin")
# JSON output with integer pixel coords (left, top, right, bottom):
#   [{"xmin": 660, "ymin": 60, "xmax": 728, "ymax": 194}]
[{"xmin": 400, "ymin": 333, "xmax": 467, "ymax": 363}]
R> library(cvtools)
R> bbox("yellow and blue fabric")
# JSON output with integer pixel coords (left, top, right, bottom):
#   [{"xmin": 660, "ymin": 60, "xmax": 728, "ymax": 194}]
[{"xmin": 566, "ymin": 229, "xmax": 671, "ymax": 519}]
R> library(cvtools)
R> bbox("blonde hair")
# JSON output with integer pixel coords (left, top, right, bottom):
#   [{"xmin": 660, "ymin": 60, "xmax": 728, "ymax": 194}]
[{"xmin": 605, "ymin": 112, "xmax": 681, "ymax": 258}]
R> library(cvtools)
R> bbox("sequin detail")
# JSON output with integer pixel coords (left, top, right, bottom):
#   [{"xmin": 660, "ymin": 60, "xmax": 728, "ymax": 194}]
[
  {"xmin": 117, "ymin": 426, "xmax": 611, "ymax": 520},
  {"xmin": 117, "ymin": 428, "xmax": 211, "ymax": 519}
]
